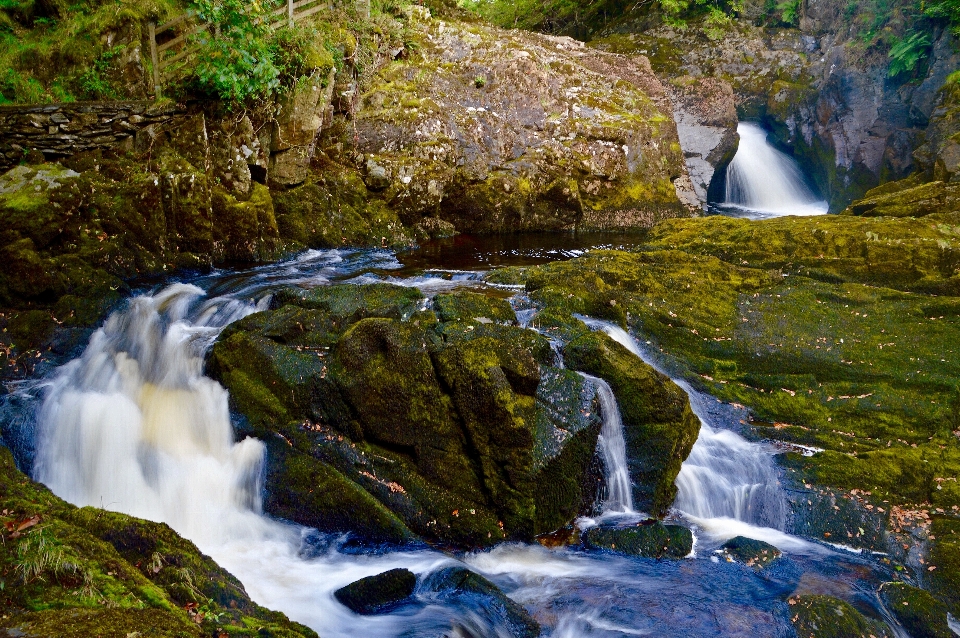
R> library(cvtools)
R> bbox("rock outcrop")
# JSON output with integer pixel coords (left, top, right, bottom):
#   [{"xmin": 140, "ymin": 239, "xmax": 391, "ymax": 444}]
[
  {"xmin": 590, "ymin": 11, "xmax": 960, "ymax": 210},
  {"xmin": 331, "ymin": 9, "xmax": 693, "ymax": 232},
  {"xmin": 206, "ymin": 286, "xmax": 607, "ymax": 546},
  {"xmin": 0, "ymin": 447, "xmax": 317, "ymax": 638}
]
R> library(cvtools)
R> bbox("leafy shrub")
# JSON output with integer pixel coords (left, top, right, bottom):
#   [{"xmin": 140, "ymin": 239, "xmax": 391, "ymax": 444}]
[
  {"xmin": 77, "ymin": 45, "xmax": 124, "ymax": 100},
  {"xmin": 188, "ymin": 0, "xmax": 281, "ymax": 107}
]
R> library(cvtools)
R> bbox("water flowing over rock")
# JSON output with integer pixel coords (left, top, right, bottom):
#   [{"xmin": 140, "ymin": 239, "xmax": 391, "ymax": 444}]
[
  {"xmin": 206, "ymin": 285, "xmax": 606, "ymax": 546},
  {"xmin": 721, "ymin": 122, "xmax": 827, "ymax": 217}
]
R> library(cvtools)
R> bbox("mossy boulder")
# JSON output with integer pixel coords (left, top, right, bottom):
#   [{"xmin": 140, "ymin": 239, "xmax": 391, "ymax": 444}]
[
  {"xmin": 423, "ymin": 566, "xmax": 541, "ymax": 637},
  {"xmin": 564, "ymin": 330, "xmax": 700, "ymax": 516},
  {"xmin": 0, "ymin": 446, "xmax": 317, "ymax": 637},
  {"xmin": 720, "ymin": 536, "xmax": 781, "ymax": 568},
  {"xmin": 208, "ymin": 286, "xmax": 603, "ymax": 547},
  {"xmin": 346, "ymin": 12, "xmax": 690, "ymax": 233},
  {"xmin": 879, "ymin": 582, "xmax": 955, "ymax": 638},
  {"xmin": 582, "ymin": 521, "xmax": 693, "ymax": 558},
  {"xmin": 334, "ymin": 568, "xmax": 417, "ymax": 615},
  {"xmin": 929, "ymin": 517, "xmax": 960, "ymax": 617},
  {"xmin": 271, "ymin": 162, "xmax": 414, "ymax": 249},
  {"xmin": 788, "ymin": 595, "xmax": 892, "ymax": 638}
]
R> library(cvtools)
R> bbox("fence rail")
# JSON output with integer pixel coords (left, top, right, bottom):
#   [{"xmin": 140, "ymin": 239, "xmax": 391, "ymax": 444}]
[{"xmin": 148, "ymin": 0, "xmax": 331, "ymax": 97}]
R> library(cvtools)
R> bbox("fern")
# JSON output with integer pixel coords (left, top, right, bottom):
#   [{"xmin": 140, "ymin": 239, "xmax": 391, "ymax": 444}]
[{"xmin": 888, "ymin": 30, "xmax": 932, "ymax": 78}]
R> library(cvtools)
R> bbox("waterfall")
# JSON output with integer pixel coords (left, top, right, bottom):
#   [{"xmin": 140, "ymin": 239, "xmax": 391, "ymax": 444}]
[
  {"xmin": 33, "ymin": 283, "xmax": 280, "ymax": 546},
  {"xmin": 576, "ymin": 316, "xmax": 791, "ymax": 544},
  {"xmin": 722, "ymin": 122, "xmax": 827, "ymax": 217},
  {"xmin": 579, "ymin": 374, "xmax": 634, "ymax": 514}
]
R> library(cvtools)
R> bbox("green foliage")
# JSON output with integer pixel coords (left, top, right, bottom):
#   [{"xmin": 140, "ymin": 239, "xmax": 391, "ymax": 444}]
[
  {"xmin": 77, "ymin": 45, "xmax": 124, "ymax": 100},
  {"xmin": 187, "ymin": 0, "xmax": 281, "ymax": 106},
  {"xmin": 888, "ymin": 29, "xmax": 932, "ymax": 78},
  {"xmin": 925, "ymin": 0, "xmax": 960, "ymax": 36},
  {"xmin": 775, "ymin": 0, "xmax": 800, "ymax": 25}
]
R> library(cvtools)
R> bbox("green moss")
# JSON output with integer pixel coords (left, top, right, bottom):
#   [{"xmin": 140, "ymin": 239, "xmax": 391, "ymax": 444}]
[
  {"xmin": 563, "ymin": 330, "xmax": 700, "ymax": 516},
  {"xmin": 879, "ymin": 582, "xmax": 954, "ymax": 638},
  {"xmin": 582, "ymin": 521, "xmax": 693, "ymax": 558},
  {"xmin": 720, "ymin": 536, "xmax": 781, "ymax": 568},
  {"xmin": 433, "ymin": 290, "xmax": 517, "ymax": 324},
  {"xmin": 0, "ymin": 446, "xmax": 317, "ymax": 638},
  {"xmin": 789, "ymin": 595, "xmax": 892, "ymax": 637},
  {"xmin": 929, "ymin": 517, "xmax": 960, "ymax": 615}
]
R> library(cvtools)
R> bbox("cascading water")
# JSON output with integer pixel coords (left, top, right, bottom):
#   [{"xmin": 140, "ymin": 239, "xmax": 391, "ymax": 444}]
[
  {"xmin": 575, "ymin": 316, "xmax": 793, "ymax": 546},
  {"xmin": 579, "ymin": 374, "xmax": 633, "ymax": 514},
  {"xmin": 11, "ymin": 244, "xmax": 908, "ymax": 637},
  {"xmin": 721, "ymin": 122, "xmax": 828, "ymax": 218}
]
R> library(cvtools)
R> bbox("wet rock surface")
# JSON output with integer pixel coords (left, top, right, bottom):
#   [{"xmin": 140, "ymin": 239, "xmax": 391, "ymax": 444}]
[
  {"xmin": 582, "ymin": 521, "xmax": 693, "ymax": 558},
  {"xmin": 334, "ymin": 568, "xmax": 417, "ymax": 615},
  {"xmin": 720, "ymin": 536, "xmax": 781, "ymax": 568},
  {"xmin": 423, "ymin": 566, "xmax": 541, "ymax": 637},
  {"xmin": 207, "ymin": 286, "xmax": 615, "ymax": 546}
]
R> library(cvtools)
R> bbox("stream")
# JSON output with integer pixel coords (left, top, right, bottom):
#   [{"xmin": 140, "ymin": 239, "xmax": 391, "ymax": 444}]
[{"xmin": 1, "ymin": 235, "xmax": 907, "ymax": 638}]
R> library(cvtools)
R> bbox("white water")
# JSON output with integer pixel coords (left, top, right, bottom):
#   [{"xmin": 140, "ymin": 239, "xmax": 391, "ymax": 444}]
[
  {"xmin": 723, "ymin": 123, "xmax": 828, "ymax": 217},
  {"xmin": 575, "ymin": 317, "xmax": 803, "ymax": 548},
  {"xmin": 19, "ymin": 248, "xmax": 902, "ymax": 637},
  {"xmin": 579, "ymin": 374, "xmax": 634, "ymax": 514}
]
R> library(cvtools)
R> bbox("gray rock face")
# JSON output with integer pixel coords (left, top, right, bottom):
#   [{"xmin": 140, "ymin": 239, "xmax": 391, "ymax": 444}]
[
  {"xmin": 669, "ymin": 77, "xmax": 739, "ymax": 208},
  {"xmin": 342, "ymin": 11, "xmax": 692, "ymax": 233},
  {"xmin": 266, "ymin": 67, "xmax": 336, "ymax": 187},
  {"xmin": 592, "ymin": 16, "xmax": 959, "ymax": 210}
]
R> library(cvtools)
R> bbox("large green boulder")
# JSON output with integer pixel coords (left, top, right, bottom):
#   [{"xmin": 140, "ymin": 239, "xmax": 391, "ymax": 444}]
[
  {"xmin": 563, "ymin": 330, "xmax": 700, "ymax": 516},
  {"xmin": 208, "ymin": 286, "xmax": 603, "ymax": 547}
]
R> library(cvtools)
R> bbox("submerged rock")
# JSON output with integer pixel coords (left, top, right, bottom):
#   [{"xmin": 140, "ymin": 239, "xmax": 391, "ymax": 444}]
[
  {"xmin": 423, "ymin": 566, "xmax": 541, "ymax": 637},
  {"xmin": 334, "ymin": 568, "xmax": 417, "ymax": 615},
  {"xmin": 582, "ymin": 521, "xmax": 693, "ymax": 559},
  {"xmin": 720, "ymin": 536, "xmax": 781, "ymax": 568}
]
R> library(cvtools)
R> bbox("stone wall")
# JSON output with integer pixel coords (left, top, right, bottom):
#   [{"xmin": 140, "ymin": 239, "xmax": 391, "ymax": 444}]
[{"xmin": 0, "ymin": 101, "xmax": 187, "ymax": 172}]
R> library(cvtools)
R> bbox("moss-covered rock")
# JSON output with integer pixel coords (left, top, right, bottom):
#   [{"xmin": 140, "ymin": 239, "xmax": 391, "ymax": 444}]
[
  {"xmin": 879, "ymin": 582, "xmax": 955, "ymax": 638},
  {"xmin": 929, "ymin": 517, "xmax": 960, "ymax": 616},
  {"xmin": 271, "ymin": 161, "xmax": 414, "ymax": 250},
  {"xmin": 208, "ymin": 286, "xmax": 602, "ymax": 546},
  {"xmin": 0, "ymin": 445, "xmax": 317, "ymax": 638},
  {"xmin": 564, "ymin": 330, "xmax": 700, "ymax": 516},
  {"xmin": 788, "ymin": 595, "xmax": 892, "ymax": 638},
  {"xmin": 582, "ymin": 521, "xmax": 693, "ymax": 558},
  {"xmin": 333, "ymin": 568, "xmax": 416, "ymax": 615},
  {"xmin": 720, "ymin": 536, "xmax": 781, "ymax": 568},
  {"xmin": 341, "ymin": 12, "xmax": 690, "ymax": 233},
  {"xmin": 844, "ymin": 178, "xmax": 960, "ymax": 219}
]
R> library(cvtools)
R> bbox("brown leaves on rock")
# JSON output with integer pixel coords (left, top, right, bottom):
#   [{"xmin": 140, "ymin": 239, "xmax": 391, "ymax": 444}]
[{"xmin": 3, "ymin": 513, "xmax": 40, "ymax": 538}]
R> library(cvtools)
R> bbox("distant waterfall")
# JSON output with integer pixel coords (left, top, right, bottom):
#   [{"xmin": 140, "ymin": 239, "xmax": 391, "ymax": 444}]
[
  {"xmin": 580, "ymin": 374, "xmax": 634, "ymax": 514},
  {"xmin": 723, "ymin": 123, "xmax": 827, "ymax": 217}
]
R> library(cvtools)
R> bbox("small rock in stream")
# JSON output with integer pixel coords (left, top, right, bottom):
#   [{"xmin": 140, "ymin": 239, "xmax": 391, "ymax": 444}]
[{"xmin": 334, "ymin": 567, "xmax": 417, "ymax": 614}]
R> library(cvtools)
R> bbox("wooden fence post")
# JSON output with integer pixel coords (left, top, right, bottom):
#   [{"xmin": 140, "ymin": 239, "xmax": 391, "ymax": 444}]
[
  {"xmin": 288, "ymin": 0, "xmax": 294, "ymax": 27},
  {"xmin": 149, "ymin": 22, "xmax": 162, "ymax": 98}
]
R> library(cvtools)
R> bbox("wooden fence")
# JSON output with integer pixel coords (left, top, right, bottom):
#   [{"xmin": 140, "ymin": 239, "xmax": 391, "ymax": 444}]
[{"xmin": 148, "ymin": 0, "xmax": 331, "ymax": 97}]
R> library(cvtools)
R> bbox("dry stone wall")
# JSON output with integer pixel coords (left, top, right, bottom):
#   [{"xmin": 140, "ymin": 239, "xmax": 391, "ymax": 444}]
[{"xmin": 0, "ymin": 101, "xmax": 187, "ymax": 172}]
